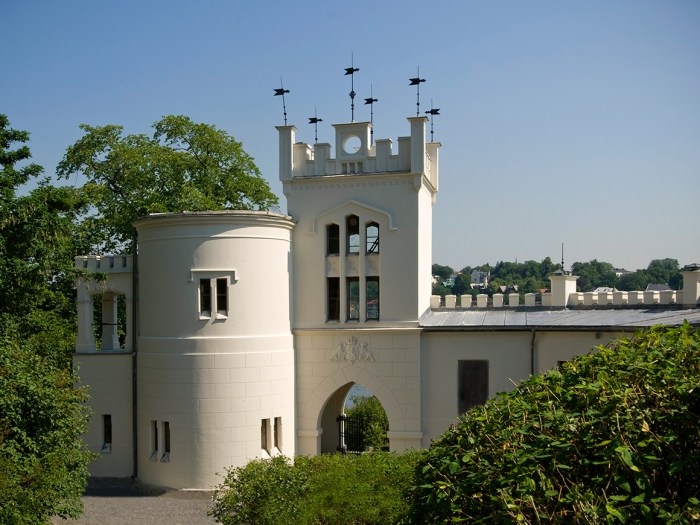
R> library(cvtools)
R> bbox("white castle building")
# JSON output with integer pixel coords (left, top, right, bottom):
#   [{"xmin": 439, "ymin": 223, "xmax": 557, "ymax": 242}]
[{"xmin": 74, "ymin": 115, "xmax": 700, "ymax": 489}]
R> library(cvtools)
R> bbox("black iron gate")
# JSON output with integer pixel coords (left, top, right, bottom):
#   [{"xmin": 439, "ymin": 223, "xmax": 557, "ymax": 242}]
[{"xmin": 336, "ymin": 414, "xmax": 368, "ymax": 454}]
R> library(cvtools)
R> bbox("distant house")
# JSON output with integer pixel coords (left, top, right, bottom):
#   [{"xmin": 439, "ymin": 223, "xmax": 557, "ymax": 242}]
[
  {"xmin": 592, "ymin": 286, "xmax": 617, "ymax": 293},
  {"xmin": 646, "ymin": 283, "xmax": 672, "ymax": 292},
  {"xmin": 470, "ymin": 269, "xmax": 489, "ymax": 287},
  {"xmin": 614, "ymin": 268, "xmax": 631, "ymax": 278}
]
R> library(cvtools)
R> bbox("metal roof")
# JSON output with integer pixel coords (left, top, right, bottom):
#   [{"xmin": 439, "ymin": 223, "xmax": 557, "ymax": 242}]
[{"xmin": 420, "ymin": 306, "xmax": 700, "ymax": 331}]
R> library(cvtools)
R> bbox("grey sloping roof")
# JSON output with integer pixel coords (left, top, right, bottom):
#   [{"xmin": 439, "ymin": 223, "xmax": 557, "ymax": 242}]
[{"xmin": 420, "ymin": 307, "xmax": 700, "ymax": 331}]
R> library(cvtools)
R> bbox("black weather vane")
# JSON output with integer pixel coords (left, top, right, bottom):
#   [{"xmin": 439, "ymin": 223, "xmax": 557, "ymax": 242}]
[
  {"xmin": 425, "ymin": 100, "xmax": 440, "ymax": 142},
  {"xmin": 274, "ymin": 77, "xmax": 290, "ymax": 125},
  {"xmin": 308, "ymin": 109, "xmax": 322, "ymax": 144},
  {"xmin": 364, "ymin": 85, "xmax": 379, "ymax": 145},
  {"xmin": 409, "ymin": 67, "xmax": 426, "ymax": 116},
  {"xmin": 345, "ymin": 52, "xmax": 360, "ymax": 122}
]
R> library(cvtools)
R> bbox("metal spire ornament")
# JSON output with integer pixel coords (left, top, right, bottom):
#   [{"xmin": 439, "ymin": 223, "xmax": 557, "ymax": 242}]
[
  {"xmin": 409, "ymin": 67, "xmax": 426, "ymax": 116},
  {"xmin": 425, "ymin": 100, "xmax": 440, "ymax": 142},
  {"xmin": 308, "ymin": 109, "xmax": 322, "ymax": 144},
  {"xmin": 364, "ymin": 85, "xmax": 379, "ymax": 145},
  {"xmin": 273, "ymin": 78, "xmax": 290, "ymax": 125},
  {"xmin": 344, "ymin": 53, "xmax": 360, "ymax": 122}
]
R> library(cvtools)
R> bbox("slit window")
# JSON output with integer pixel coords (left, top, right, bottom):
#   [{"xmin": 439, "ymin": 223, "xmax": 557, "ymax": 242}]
[
  {"xmin": 274, "ymin": 417, "xmax": 282, "ymax": 451},
  {"xmin": 347, "ymin": 277, "xmax": 360, "ymax": 320},
  {"xmin": 162, "ymin": 421, "xmax": 170, "ymax": 462},
  {"xmin": 327, "ymin": 224, "xmax": 340, "ymax": 256},
  {"xmin": 366, "ymin": 222, "xmax": 379, "ymax": 254},
  {"xmin": 346, "ymin": 215, "xmax": 359, "ymax": 255},
  {"xmin": 150, "ymin": 420, "xmax": 158, "ymax": 461},
  {"xmin": 261, "ymin": 418, "xmax": 271, "ymax": 452},
  {"xmin": 102, "ymin": 414, "xmax": 112, "ymax": 453},
  {"xmin": 328, "ymin": 277, "xmax": 340, "ymax": 321}
]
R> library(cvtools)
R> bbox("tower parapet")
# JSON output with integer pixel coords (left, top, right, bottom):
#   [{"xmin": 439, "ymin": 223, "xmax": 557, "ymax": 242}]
[{"xmin": 278, "ymin": 117, "xmax": 440, "ymax": 193}]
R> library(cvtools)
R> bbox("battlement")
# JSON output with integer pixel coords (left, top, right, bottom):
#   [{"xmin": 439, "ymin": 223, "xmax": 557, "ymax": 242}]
[
  {"xmin": 75, "ymin": 255, "xmax": 133, "ymax": 273},
  {"xmin": 278, "ymin": 117, "xmax": 439, "ymax": 189}
]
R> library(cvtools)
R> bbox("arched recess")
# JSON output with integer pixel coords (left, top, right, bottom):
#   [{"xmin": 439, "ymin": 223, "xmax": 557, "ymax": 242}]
[{"xmin": 298, "ymin": 368, "xmax": 404, "ymax": 455}]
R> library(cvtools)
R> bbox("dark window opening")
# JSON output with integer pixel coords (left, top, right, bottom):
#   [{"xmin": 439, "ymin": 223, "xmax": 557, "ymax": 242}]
[
  {"xmin": 327, "ymin": 224, "xmax": 340, "ymax": 256},
  {"xmin": 200, "ymin": 279, "xmax": 211, "ymax": 316},
  {"xmin": 216, "ymin": 278, "xmax": 228, "ymax": 315},
  {"xmin": 328, "ymin": 278, "xmax": 340, "ymax": 321},
  {"xmin": 102, "ymin": 414, "xmax": 112, "ymax": 453},
  {"xmin": 274, "ymin": 417, "xmax": 282, "ymax": 451},
  {"xmin": 458, "ymin": 360, "xmax": 489, "ymax": 413}
]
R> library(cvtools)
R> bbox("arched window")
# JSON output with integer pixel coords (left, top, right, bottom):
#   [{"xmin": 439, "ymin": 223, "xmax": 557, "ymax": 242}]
[
  {"xmin": 346, "ymin": 215, "xmax": 359, "ymax": 255},
  {"xmin": 327, "ymin": 223, "xmax": 340, "ymax": 256},
  {"xmin": 366, "ymin": 222, "xmax": 379, "ymax": 254}
]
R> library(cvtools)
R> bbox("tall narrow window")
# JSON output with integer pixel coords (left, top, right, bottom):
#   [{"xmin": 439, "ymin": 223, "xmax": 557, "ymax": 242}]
[
  {"xmin": 458, "ymin": 360, "xmax": 489, "ymax": 413},
  {"xmin": 162, "ymin": 421, "xmax": 170, "ymax": 462},
  {"xmin": 150, "ymin": 420, "xmax": 158, "ymax": 461},
  {"xmin": 261, "ymin": 418, "xmax": 271, "ymax": 452},
  {"xmin": 327, "ymin": 223, "xmax": 340, "ymax": 256},
  {"xmin": 199, "ymin": 279, "xmax": 212, "ymax": 317},
  {"xmin": 346, "ymin": 215, "xmax": 359, "ymax": 255},
  {"xmin": 216, "ymin": 278, "xmax": 228, "ymax": 317},
  {"xmin": 366, "ymin": 277, "xmax": 379, "ymax": 320},
  {"xmin": 366, "ymin": 222, "xmax": 379, "ymax": 254},
  {"xmin": 327, "ymin": 278, "xmax": 340, "ymax": 321},
  {"xmin": 102, "ymin": 414, "xmax": 112, "ymax": 453},
  {"xmin": 347, "ymin": 278, "xmax": 360, "ymax": 320},
  {"xmin": 274, "ymin": 417, "xmax": 282, "ymax": 451}
]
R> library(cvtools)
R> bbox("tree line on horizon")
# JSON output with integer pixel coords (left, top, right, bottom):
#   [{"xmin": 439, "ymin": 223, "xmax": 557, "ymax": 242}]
[{"xmin": 432, "ymin": 258, "xmax": 684, "ymax": 298}]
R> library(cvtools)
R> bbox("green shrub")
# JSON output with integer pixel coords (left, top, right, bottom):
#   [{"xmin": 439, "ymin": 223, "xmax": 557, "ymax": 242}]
[
  {"xmin": 410, "ymin": 323, "xmax": 700, "ymax": 524},
  {"xmin": 345, "ymin": 395, "xmax": 389, "ymax": 452},
  {"xmin": 210, "ymin": 450, "xmax": 422, "ymax": 525}
]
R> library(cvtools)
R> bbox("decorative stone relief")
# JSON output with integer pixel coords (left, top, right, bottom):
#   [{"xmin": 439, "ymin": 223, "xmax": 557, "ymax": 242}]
[{"xmin": 331, "ymin": 336, "xmax": 374, "ymax": 364}]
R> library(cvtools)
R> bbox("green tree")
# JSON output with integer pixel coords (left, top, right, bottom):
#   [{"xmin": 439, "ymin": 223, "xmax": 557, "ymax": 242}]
[
  {"xmin": 451, "ymin": 274, "xmax": 470, "ymax": 296},
  {"xmin": 346, "ymin": 395, "xmax": 389, "ymax": 452},
  {"xmin": 410, "ymin": 323, "xmax": 700, "ymax": 524},
  {"xmin": 647, "ymin": 258, "xmax": 682, "ymax": 289},
  {"xmin": 431, "ymin": 263, "xmax": 454, "ymax": 281},
  {"xmin": 57, "ymin": 115, "xmax": 279, "ymax": 252},
  {"xmin": 571, "ymin": 259, "xmax": 617, "ymax": 291},
  {"xmin": 0, "ymin": 115, "xmax": 89, "ymax": 367},
  {"xmin": 0, "ymin": 340, "xmax": 95, "ymax": 524},
  {"xmin": 617, "ymin": 270, "xmax": 650, "ymax": 291}
]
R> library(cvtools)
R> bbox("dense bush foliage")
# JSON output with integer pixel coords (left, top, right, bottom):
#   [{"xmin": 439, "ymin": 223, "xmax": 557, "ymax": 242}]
[
  {"xmin": 0, "ymin": 340, "xmax": 95, "ymax": 524},
  {"xmin": 210, "ymin": 451, "xmax": 422, "ymax": 525},
  {"xmin": 410, "ymin": 323, "xmax": 700, "ymax": 524}
]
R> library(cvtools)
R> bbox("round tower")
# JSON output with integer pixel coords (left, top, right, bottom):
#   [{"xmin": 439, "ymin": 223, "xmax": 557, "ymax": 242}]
[{"xmin": 134, "ymin": 211, "xmax": 295, "ymax": 489}]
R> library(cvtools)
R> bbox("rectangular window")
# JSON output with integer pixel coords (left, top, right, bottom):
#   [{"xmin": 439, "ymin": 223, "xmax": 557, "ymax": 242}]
[
  {"xmin": 150, "ymin": 420, "xmax": 158, "ymax": 461},
  {"xmin": 161, "ymin": 421, "xmax": 170, "ymax": 462},
  {"xmin": 261, "ymin": 418, "xmax": 271, "ymax": 452},
  {"xmin": 328, "ymin": 278, "xmax": 340, "ymax": 321},
  {"xmin": 216, "ymin": 278, "xmax": 228, "ymax": 317},
  {"xmin": 327, "ymin": 224, "xmax": 340, "ymax": 256},
  {"xmin": 101, "ymin": 414, "xmax": 112, "ymax": 453},
  {"xmin": 458, "ymin": 360, "xmax": 489, "ymax": 413},
  {"xmin": 199, "ymin": 279, "xmax": 212, "ymax": 317},
  {"xmin": 347, "ymin": 277, "xmax": 360, "ymax": 320},
  {"xmin": 366, "ymin": 277, "xmax": 379, "ymax": 320},
  {"xmin": 274, "ymin": 417, "xmax": 282, "ymax": 451}
]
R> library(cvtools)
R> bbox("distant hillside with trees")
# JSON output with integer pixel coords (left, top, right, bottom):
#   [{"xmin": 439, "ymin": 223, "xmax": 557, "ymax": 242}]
[{"xmin": 433, "ymin": 258, "xmax": 685, "ymax": 298}]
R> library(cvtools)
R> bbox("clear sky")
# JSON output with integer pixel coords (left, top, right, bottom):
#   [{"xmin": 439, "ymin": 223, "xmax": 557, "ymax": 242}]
[{"xmin": 3, "ymin": 0, "xmax": 699, "ymax": 272}]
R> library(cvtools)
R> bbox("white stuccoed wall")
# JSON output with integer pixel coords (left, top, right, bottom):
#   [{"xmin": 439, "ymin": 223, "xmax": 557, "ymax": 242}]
[{"xmin": 134, "ymin": 212, "xmax": 295, "ymax": 489}]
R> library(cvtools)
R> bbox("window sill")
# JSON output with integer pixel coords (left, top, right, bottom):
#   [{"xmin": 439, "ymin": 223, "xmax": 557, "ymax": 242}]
[{"xmin": 101, "ymin": 444, "xmax": 112, "ymax": 453}]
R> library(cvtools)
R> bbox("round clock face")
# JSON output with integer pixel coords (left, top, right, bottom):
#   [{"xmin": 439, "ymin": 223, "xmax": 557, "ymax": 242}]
[{"xmin": 342, "ymin": 135, "xmax": 361, "ymax": 155}]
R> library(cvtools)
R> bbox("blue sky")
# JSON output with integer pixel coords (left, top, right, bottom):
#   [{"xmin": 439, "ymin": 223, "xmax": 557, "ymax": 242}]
[{"xmin": 3, "ymin": 1, "xmax": 699, "ymax": 271}]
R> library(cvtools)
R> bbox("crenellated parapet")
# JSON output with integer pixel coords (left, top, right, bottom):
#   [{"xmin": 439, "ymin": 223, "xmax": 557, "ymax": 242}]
[
  {"xmin": 75, "ymin": 254, "xmax": 133, "ymax": 273},
  {"xmin": 278, "ymin": 118, "xmax": 439, "ymax": 194}
]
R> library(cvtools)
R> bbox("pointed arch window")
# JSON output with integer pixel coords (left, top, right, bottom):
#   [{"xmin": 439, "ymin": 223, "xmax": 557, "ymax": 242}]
[
  {"xmin": 327, "ymin": 223, "xmax": 340, "ymax": 256},
  {"xmin": 366, "ymin": 222, "xmax": 379, "ymax": 254},
  {"xmin": 346, "ymin": 215, "xmax": 360, "ymax": 255}
]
